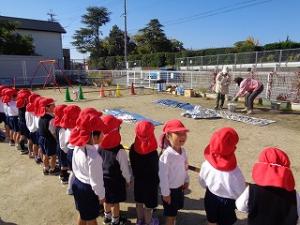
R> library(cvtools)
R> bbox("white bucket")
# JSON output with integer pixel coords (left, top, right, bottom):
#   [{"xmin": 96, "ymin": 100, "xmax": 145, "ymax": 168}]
[{"xmin": 227, "ymin": 103, "xmax": 237, "ymax": 112}]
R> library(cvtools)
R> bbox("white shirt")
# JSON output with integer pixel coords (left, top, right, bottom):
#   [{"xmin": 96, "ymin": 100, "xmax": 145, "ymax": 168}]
[
  {"xmin": 6, "ymin": 101, "xmax": 18, "ymax": 116},
  {"xmin": 236, "ymin": 186, "xmax": 300, "ymax": 224},
  {"xmin": 72, "ymin": 144, "xmax": 105, "ymax": 199},
  {"xmin": 115, "ymin": 149, "xmax": 132, "ymax": 183},
  {"xmin": 3, "ymin": 104, "xmax": 8, "ymax": 115},
  {"xmin": 33, "ymin": 115, "xmax": 40, "ymax": 131},
  {"xmin": 59, "ymin": 128, "xmax": 72, "ymax": 153},
  {"xmin": 199, "ymin": 160, "xmax": 246, "ymax": 199},
  {"xmin": 25, "ymin": 111, "xmax": 35, "ymax": 132},
  {"xmin": 159, "ymin": 146, "xmax": 189, "ymax": 196},
  {"xmin": 0, "ymin": 98, "xmax": 4, "ymax": 113}
]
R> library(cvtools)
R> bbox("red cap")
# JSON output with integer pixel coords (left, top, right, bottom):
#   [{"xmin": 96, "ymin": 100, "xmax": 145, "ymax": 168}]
[
  {"xmin": 69, "ymin": 110, "xmax": 105, "ymax": 146},
  {"xmin": 53, "ymin": 104, "xmax": 67, "ymax": 126},
  {"xmin": 134, "ymin": 120, "xmax": 157, "ymax": 155},
  {"xmin": 100, "ymin": 115, "xmax": 122, "ymax": 149},
  {"xmin": 0, "ymin": 85, "xmax": 7, "ymax": 96},
  {"xmin": 163, "ymin": 119, "xmax": 189, "ymax": 133},
  {"xmin": 204, "ymin": 127, "xmax": 239, "ymax": 171},
  {"xmin": 16, "ymin": 90, "xmax": 31, "ymax": 108},
  {"xmin": 2, "ymin": 88, "xmax": 18, "ymax": 103},
  {"xmin": 26, "ymin": 94, "xmax": 40, "ymax": 113},
  {"xmin": 60, "ymin": 105, "xmax": 81, "ymax": 129},
  {"xmin": 252, "ymin": 147, "xmax": 295, "ymax": 191},
  {"xmin": 36, "ymin": 98, "xmax": 55, "ymax": 117}
]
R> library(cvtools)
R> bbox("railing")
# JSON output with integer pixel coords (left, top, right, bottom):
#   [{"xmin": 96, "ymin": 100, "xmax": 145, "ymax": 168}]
[{"xmin": 176, "ymin": 48, "xmax": 300, "ymax": 70}]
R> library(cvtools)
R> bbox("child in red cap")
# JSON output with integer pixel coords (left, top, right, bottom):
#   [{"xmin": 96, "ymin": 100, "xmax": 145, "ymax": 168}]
[
  {"xmin": 16, "ymin": 89, "xmax": 31, "ymax": 154},
  {"xmin": 26, "ymin": 94, "xmax": 42, "ymax": 163},
  {"xmin": 69, "ymin": 108, "xmax": 106, "ymax": 225},
  {"xmin": 98, "ymin": 115, "xmax": 131, "ymax": 225},
  {"xmin": 236, "ymin": 147, "xmax": 300, "ymax": 225},
  {"xmin": 4, "ymin": 88, "xmax": 19, "ymax": 147},
  {"xmin": 37, "ymin": 98, "xmax": 59, "ymax": 175},
  {"xmin": 199, "ymin": 127, "xmax": 246, "ymax": 225},
  {"xmin": 53, "ymin": 104, "xmax": 67, "ymax": 183},
  {"xmin": 129, "ymin": 121, "xmax": 159, "ymax": 225},
  {"xmin": 0, "ymin": 86, "xmax": 9, "ymax": 140},
  {"xmin": 59, "ymin": 105, "xmax": 81, "ymax": 188},
  {"xmin": 158, "ymin": 119, "xmax": 189, "ymax": 225}
]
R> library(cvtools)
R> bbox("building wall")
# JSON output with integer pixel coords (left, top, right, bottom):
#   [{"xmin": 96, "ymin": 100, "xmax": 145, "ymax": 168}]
[{"xmin": 16, "ymin": 30, "xmax": 63, "ymax": 59}]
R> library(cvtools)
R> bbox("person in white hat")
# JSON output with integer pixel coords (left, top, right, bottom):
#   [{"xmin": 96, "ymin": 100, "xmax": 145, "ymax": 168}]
[{"xmin": 214, "ymin": 67, "xmax": 231, "ymax": 110}]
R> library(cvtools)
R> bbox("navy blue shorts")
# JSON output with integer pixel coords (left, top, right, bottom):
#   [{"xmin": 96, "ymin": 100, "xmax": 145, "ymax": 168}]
[
  {"xmin": 162, "ymin": 187, "xmax": 184, "ymax": 217},
  {"xmin": 30, "ymin": 132, "xmax": 38, "ymax": 145},
  {"xmin": 72, "ymin": 177, "xmax": 100, "ymax": 221},
  {"xmin": 204, "ymin": 188, "xmax": 237, "ymax": 225},
  {"xmin": 67, "ymin": 148, "xmax": 74, "ymax": 170},
  {"xmin": 0, "ymin": 112, "xmax": 6, "ymax": 124},
  {"xmin": 38, "ymin": 136, "xmax": 57, "ymax": 156},
  {"xmin": 19, "ymin": 121, "xmax": 30, "ymax": 138},
  {"xmin": 8, "ymin": 116, "xmax": 19, "ymax": 132},
  {"xmin": 60, "ymin": 149, "xmax": 68, "ymax": 168},
  {"xmin": 134, "ymin": 180, "xmax": 158, "ymax": 208},
  {"xmin": 104, "ymin": 178, "xmax": 126, "ymax": 204}
]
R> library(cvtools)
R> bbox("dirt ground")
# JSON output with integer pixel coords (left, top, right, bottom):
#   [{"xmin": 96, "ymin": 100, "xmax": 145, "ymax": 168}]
[{"xmin": 0, "ymin": 86, "xmax": 299, "ymax": 225}]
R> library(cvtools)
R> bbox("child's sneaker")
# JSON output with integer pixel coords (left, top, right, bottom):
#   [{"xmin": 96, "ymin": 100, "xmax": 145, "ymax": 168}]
[
  {"xmin": 20, "ymin": 149, "xmax": 29, "ymax": 155},
  {"xmin": 9, "ymin": 140, "xmax": 15, "ymax": 146},
  {"xmin": 43, "ymin": 168, "xmax": 49, "ymax": 175},
  {"xmin": 60, "ymin": 171, "xmax": 69, "ymax": 184},
  {"xmin": 103, "ymin": 217, "xmax": 112, "ymax": 224},
  {"xmin": 111, "ymin": 217, "xmax": 130, "ymax": 225},
  {"xmin": 136, "ymin": 219, "xmax": 144, "ymax": 225},
  {"xmin": 35, "ymin": 157, "xmax": 43, "ymax": 164},
  {"xmin": 16, "ymin": 143, "xmax": 22, "ymax": 150},
  {"xmin": 49, "ymin": 167, "xmax": 60, "ymax": 176},
  {"xmin": 150, "ymin": 218, "xmax": 159, "ymax": 225}
]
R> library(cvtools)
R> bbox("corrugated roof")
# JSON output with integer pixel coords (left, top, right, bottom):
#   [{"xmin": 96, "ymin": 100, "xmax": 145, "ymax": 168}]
[{"xmin": 0, "ymin": 16, "xmax": 66, "ymax": 33}]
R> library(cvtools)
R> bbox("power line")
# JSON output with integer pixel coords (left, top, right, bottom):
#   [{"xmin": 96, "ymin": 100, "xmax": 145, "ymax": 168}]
[{"xmin": 127, "ymin": 0, "xmax": 272, "ymax": 33}]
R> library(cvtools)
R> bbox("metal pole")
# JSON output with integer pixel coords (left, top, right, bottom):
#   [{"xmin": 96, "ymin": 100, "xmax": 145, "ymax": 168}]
[{"xmin": 123, "ymin": 0, "xmax": 128, "ymax": 70}]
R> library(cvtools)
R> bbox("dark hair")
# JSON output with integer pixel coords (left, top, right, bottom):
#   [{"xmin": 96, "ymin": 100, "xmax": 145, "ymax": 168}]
[
  {"xmin": 234, "ymin": 77, "xmax": 244, "ymax": 86},
  {"xmin": 91, "ymin": 131, "xmax": 101, "ymax": 137}
]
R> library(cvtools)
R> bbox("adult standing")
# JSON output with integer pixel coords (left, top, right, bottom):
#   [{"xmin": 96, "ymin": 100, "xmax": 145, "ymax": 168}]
[
  {"xmin": 214, "ymin": 67, "xmax": 231, "ymax": 110},
  {"xmin": 232, "ymin": 77, "xmax": 264, "ymax": 114}
]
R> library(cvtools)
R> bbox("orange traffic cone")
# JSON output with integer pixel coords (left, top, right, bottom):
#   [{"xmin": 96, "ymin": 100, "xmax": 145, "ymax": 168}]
[
  {"xmin": 99, "ymin": 84, "xmax": 105, "ymax": 98},
  {"xmin": 130, "ymin": 82, "xmax": 136, "ymax": 95}
]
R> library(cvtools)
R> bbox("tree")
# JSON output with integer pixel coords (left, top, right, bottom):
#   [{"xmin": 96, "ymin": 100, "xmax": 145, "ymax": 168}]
[
  {"xmin": 170, "ymin": 39, "xmax": 185, "ymax": 52},
  {"xmin": 0, "ymin": 20, "xmax": 34, "ymax": 55},
  {"xmin": 72, "ymin": 6, "xmax": 111, "ymax": 58},
  {"xmin": 135, "ymin": 19, "xmax": 172, "ymax": 54},
  {"xmin": 234, "ymin": 36, "xmax": 261, "ymax": 52}
]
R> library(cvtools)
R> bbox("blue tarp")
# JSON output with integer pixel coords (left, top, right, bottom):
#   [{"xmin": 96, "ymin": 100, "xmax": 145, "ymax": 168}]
[
  {"xmin": 104, "ymin": 108, "xmax": 162, "ymax": 126},
  {"xmin": 154, "ymin": 99, "xmax": 275, "ymax": 126}
]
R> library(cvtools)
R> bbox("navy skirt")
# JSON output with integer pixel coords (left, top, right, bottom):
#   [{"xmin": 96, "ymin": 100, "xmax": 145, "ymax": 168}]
[
  {"xmin": 204, "ymin": 188, "xmax": 237, "ymax": 225},
  {"xmin": 38, "ymin": 136, "xmax": 56, "ymax": 156},
  {"xmin": 8, "ymin": 116, "xmax": 19, "ymax": 132},
  {"xmin": 72, "ymin": 177, "xmax": 100, "ymax": 221}
]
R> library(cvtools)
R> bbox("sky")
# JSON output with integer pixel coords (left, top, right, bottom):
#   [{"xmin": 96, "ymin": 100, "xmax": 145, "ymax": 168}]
[{"xmin": 1, "ymin": 0, "xmax": 300, "ymax": 59}]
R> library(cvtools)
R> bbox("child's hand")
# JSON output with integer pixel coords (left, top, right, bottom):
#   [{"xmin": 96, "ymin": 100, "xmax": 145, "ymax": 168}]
[
  {"xmin": 126, "ymin": 181, "xmax": 132, "ymax": 188},
  {"xmin": 163, "ymin": 195, "xmax": 171, "ymax": 205},
  {"xmin": 99, "ymin": 198, "xmax": 105, "ymax": 205},
  {"xmin": 183, "ymin": 182, "xmax": 189, "ymax": 190}
]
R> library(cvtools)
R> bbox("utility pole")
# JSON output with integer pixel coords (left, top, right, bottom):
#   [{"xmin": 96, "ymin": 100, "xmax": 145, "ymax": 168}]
[{"xmin": 123, "ymin": 0, "xmax": 128, "ymax": 69}]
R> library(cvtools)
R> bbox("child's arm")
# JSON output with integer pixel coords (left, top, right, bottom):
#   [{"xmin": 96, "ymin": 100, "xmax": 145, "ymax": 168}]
[
  {"xmin": 116, "ymin": 149, "xmax": 132, "ymax": 184},
  {"xmin": 48, "ymin": 118, "xmax": 56, "ymax": 138},
  {"xmin": 59, "ymin": 128, "xmax": 69, "ymax": 153},
  {"xmin": 88, "ymin": 149, "xmax": 105, "ymax": 201},
  {"xmin": 235, "ymin": 186, "xmax": 250, "ymax": 213},
  {"xmin": 158, "ymin": 153, "xmax": 170, "ymax": 197}
]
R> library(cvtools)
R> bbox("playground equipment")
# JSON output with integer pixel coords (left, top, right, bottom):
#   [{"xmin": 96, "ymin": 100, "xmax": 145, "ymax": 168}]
[
  {"xmin": 115, "ymin": 84, "xmax": 121, "ymax": 97},
  {"xmin": 130, "ymin": 82, "xmax": 136, "ymax": 95},
  {"xmin": 99, "ymin": 84, "xmax": 105, "ymax": 98}
]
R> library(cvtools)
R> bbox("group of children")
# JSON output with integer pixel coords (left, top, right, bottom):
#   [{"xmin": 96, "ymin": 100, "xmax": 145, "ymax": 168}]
[{"xmin": 0, "ymin": 84, "xmax": 299, "ymax": 225}]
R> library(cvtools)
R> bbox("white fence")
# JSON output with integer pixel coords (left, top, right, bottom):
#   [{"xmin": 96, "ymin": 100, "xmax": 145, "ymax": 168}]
[{"xmin": 85, "ymin": 69, "xmax": 300, "ymax": 102}]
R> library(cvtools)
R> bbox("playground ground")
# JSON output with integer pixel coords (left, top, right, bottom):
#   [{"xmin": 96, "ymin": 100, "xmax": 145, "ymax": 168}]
[{"xmin": 0, "ymin": 86, "xmax": 299, "ymax": 225}]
